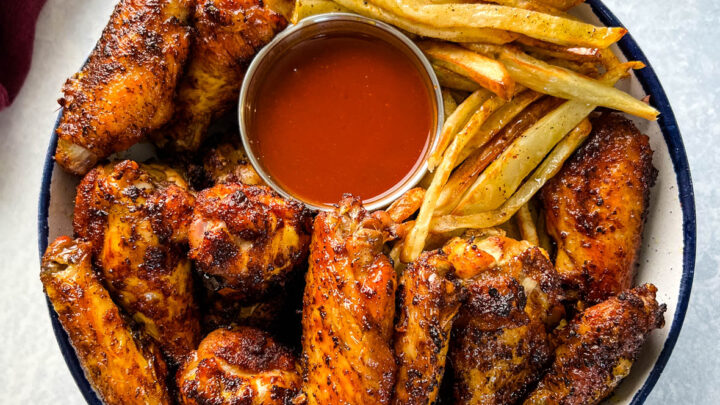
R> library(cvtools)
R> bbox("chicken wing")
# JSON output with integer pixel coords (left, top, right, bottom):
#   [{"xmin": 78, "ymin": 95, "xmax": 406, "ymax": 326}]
[
  {"xmin": 55, "ymin": 0, "xmax": 193, "ymax": 175},
  {"xmin": 176, "ymin": 326, "xmax": 302, "ymax": 404},
  {"xmin": 41, "ymin": 237, "xmax": 171, "ymax": 405},
  {"xmin": 202, "ymin": 141, "xmax": 265, "ymax": 186},
  {"xmin": 524, "ymin": 284, "xmax": 665, "ymax": 405},
  {"xmin": 301, "ymin": 195, "xmax": 397, "ymax": 405},
  {"xmin": 542, "ymin": 113, "xmax": 656, "ymax": 303},
  {"xmin": 154, "ymin": 0, "xmax": 287, "ymax": 151},
  {"xmin": 74, "ymin": 160, "xmax": 200, "ymax": 364}
]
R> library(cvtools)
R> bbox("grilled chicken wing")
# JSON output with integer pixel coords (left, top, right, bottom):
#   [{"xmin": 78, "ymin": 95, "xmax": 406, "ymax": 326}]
[
  {"xmin": 176, "ymin": 326, "xmax": 302, "ymax": 404},
  {"xmin": 542, "ymin": 113, "xmax": 656, "ymax": 303},
  {"xmin": 202, "ymin": 142, "xmax": 265, "ymax": 186},
  {"xmin": 74, "ymin": 160, "xmax": 200, "ymax": 364},
  {"xmin": 155, "ymin": 0, "xmax": 287, "ymax": 151},
  {"xmin": 55, "ymin": 0, "xmax": 193, "ymax": 175},
  {"xmin": 41, "ymin": 237, "xmax": 171, "ymax": 405},
  {"xmin": 524, "ymin": 284, "xmax": 665, "ymax": 405},
  {"xmin": 451, "ymin": 236, "xmax": 564, "ymax": 405},
  {"xmin": 301, "ymin": 195, "xmax": 397, "ymax": 405}
]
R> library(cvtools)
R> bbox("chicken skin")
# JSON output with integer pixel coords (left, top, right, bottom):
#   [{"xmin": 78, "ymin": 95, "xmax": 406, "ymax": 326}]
[
  {"xmin": 41, "ymin": 237, "xmax": 171, "ymax": 405},
  {"xmin": 542, "ymin": 113, "xmax": 656, "ymax": 303},
  {"xmin": 301, "ymin": 195, "xmax": 397, "ymax": 405},
  {"xmin": 524, "ymin": 284, "xmax": 665, "ymax": 405},
  {"xmin": 55, "ymin": 0, "xmax": 193, "ymax": 175},
  {"xmin": 202, "ymin": 141, "xmax": 265, "ymax": 186},
  {"xmin": 176, "ymin": 326, "xmax": 302, "ymax": 405},
  {"xmin": 74, "ymin": 160, "xmax": 200, "ymax": 364},
  {"xmin": 451, "ymin": 236, "xmax": 564, "ymax": 405},
  {"xmin": 155, "ymin": 0, "xmax": 287, "ymax": 151}
]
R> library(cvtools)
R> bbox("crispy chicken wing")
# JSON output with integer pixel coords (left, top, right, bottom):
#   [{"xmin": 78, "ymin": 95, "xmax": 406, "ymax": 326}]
[
  {"xmin": 41, "ymin": 237, "xmax": 171, "ymax": 405},
  {"xmin": 451, "ymin": 236, "xmax": 564, "ymax": 405},
  {"xmin": 524, "ymin": 284, "xmax": 665, "ymax": 405},
  {"xmin": 74, "ymin": 160, "xmax": 200, "ymax": 364},
  {"xmin": 202, "ymin": 142, "xmax": 265, "ymax": 186},
  {"xmin": 176, "ymin": 326, "xmax": 302, "ymax": 405},
  {"xmin": 55, "ymin": 0, "xmax": 193, "ymax": 175},
  {"xmin": 542, "ymin": 113, "xmax": 656, "ymax": 303},
  {"xmin": 155, "ymin": 0, "xmax": 287, "ymax": 151},
  {"xmin": 301, "ymin": 196, "xmax": 397, "ymax": 405}
]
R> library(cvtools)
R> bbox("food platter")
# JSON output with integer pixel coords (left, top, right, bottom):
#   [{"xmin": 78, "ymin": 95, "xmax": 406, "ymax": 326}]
[{"xmin": 38, "ymin": 0, "xmax": 696, "ymax": 403}]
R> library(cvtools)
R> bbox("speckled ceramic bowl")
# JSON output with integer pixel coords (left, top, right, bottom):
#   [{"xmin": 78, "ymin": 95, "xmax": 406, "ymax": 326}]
[{"xmin": 38, "ymin": 1, "xmax": 695, "ymax": 403}]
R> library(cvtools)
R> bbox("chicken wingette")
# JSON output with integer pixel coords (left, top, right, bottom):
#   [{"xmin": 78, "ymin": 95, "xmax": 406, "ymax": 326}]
[
  {"xmin": 41, "ymin": 237, "xmax": 171, "ymax": 405},
  {"xmin": 154, "ymin": 0, "xmax": 287, "ymax": 151},
  {"xmin": 74, "ymin": 160, "xmax": 200, "ymax": 364},
  {"xmin": 542, "ymin": 113, "xmax": 656, "ymax": 303},
  {"xmin": 301, "ymin": 195, "xmax": 397, "ymax": 405},
  {"xmin": 55, "ymin": 0, "xmax": 193, "ymax": 175},
  {"xmin": 524, "ymin": 284, "xmax": 665, "ymax": 405},
  {"xmin": 176, "ymin": 326, "xmax": 302, "ymax": 404}
]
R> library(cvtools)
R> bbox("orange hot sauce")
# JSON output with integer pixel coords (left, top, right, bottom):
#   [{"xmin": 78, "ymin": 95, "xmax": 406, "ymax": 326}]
[{"xmin": 249, "ymin": 35, "xmax": 434, "ymax": 207}]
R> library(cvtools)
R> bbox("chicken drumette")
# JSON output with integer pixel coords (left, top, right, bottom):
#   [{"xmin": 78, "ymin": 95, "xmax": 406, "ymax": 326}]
[{"xmin": 74, "ymin": 160, "xmax": 200, "ymax": 364}]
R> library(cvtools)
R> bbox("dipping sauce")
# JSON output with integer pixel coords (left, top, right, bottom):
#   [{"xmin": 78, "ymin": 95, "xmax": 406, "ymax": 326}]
[{"xmin": 249, "ymin": 34, "xmax": 435, "ymax": 207}]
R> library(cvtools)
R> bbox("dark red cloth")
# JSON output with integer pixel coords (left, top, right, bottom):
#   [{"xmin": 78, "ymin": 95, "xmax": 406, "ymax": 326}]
[{"xmin": 0, "ymin": 1, "xmax": 47, "ymax": 111}]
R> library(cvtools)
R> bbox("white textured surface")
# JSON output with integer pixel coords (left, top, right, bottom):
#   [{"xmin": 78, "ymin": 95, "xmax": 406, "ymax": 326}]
[{"xmin": 0, "ymin": 0, "xmax": 717, "ymax": 403}]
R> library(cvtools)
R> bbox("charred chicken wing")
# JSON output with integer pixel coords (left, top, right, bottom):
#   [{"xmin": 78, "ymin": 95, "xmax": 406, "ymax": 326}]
[
  {"xmin": 55, "ymin": 0, "xmax": 193, "ymax": 175},
  {"xmin": 41, "ymin": 237, "xmax": 171, "ymax": 405},
  {"xmin": 301, "ymin": 196, "xmax": 397, "ymax": 405},
  {"xmin": 176, "ymin": 326, "xmax": 302, "ymax": 405},
  {"xmin": 74, "ymin": 160, "xmax": 200, "ymax": 364},
  {"xmin": 524, "ymin": 284, "xmax": 665, "ymax": 405},
  {"xmin": 202, "ymin": 141, "xmax": 265, "ymax": 186},
  {"xmin": 542, "ymin": 113, "xmax": 656, "ymax": 303},
  {"xmin": 155, "ymin": 0, "xmax": 287, "ymax": 151}
]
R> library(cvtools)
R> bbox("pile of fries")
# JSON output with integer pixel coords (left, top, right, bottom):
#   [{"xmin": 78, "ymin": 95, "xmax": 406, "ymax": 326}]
[{"xmin": 289, "ymin": 0, "xmax": 659, "ymax": 263}]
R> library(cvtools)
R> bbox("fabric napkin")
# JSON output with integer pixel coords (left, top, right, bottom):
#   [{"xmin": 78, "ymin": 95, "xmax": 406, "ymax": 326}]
[{"xmin": 0, "ymin": 1, "xmax": 48, "ymax": 111}]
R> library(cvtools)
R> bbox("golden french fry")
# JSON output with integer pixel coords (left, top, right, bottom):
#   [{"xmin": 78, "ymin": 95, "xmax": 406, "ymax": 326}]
[
  {"xmin": 386, "ymin": 187, "xmax": 426, "ymax": 223},
  {"xmin": 369, "ymin": 0, "xmax": 626, "ymax": 47},
  {"xmin": 441, "ymin": 89, "xmax": 459, "ymax": 120},
  {"xmin": 515, "ymin": 203, "xmax": 539, "ymax": 245},
  {"xmin": 290, "ymin": 0, "xmax": 348, "ymax": 23},
  {"xmin": 598, "ymin": 46, "xmax": 622, "ymax": 70},
  {"xmin": 484, "ymin": 46, "xmax": 659, "ymax": 120},
  {"xmin": 333, "ymin": 0, "xmax": 519, "ymax": 43},
  {"xmin": 434, "ymin": 64, "xmax": 480, "ymax": 92},
  {"xmin": 452, "ymin": 62, "xmax": 641, "ymax": 215},
  {"xmin": 419, "ymin": 41, "xmax": 515, "ymax": 100},
  {"xmin": 402, "ymin": 95, "xmax": 506, "ymax": 262},
  {"xmin": 543, "ymin": 58, "xmax": 601, "ymax": 77},
  {"xmin": 532, "ymin": 0, "xmax": 585, "ymax": 11},
  {"xmin": 428, "ymin": 89, "xmax": 491, "ymax": 170},
  {"xmin": 515, "ymin": 35, "xmax": 600, "ymax": 63},
  {"xmin": 435, "ymin": 96, "xmax": 563, "ymax": 215},
  {"xmin": 431, "ymin": 118, "xmax": 592, "ymax": 232}
]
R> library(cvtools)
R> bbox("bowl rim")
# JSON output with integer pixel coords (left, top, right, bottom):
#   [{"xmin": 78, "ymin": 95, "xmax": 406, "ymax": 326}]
[{"xmin": 37, "ymin": 1, "xmax": 696, "ymax": 403}]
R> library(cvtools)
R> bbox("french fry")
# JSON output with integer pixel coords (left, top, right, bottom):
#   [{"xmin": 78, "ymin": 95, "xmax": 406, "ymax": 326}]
[
  {"xmin": 419, "ymin": 41, "xmax": 515, "ymax": 100},
  {"xmin": 431, "ymin": 118, "xmax": 592, "ymax": 232},
  {"xmin": 369, "ymin": 0, "xmax": 626, "ymax": 48},
  {"xmin": 598, "ymin": 46, "xmax": 622, "ymax": 70},
  {"xmin": 441, "ymin": 89, "xmax": 459, "ymax": 120},
  {"xmin": 475, "ymin": 45, "xmax": 659, "ymax": 120},
  {"xmin": 290, "ymin": 0, "xmax": 349, "ymax": 23},
  {"xmin": 434, "ymin": 64, "xmax": 480, "ymax": 92},
  {"xmin": 386, "ymin": 187, "xmax": 426, "ymax": 223},
  {"xmin": 333, "ymin": 0, "xmax": 519, "ymax": 43},
  {"xmin": 514, "ymin": 35, "xmax": 600, "ymax": 63},
  {"xmin": 543, "ymin": 58, "xmax": 600, "ymax": 77},
  {"xmin": 435, "ymin": 96, "xmax": 563, "ymax": 215},
  {"xmin": 402, "ymin": 95, "xmax": 506, "ymax": 262},
  {"xmin": 515, "ymin": 203, "xmax": 539, "ymax": 245},
  {"xmin": 428, "ymin": 89, "xmax": 492, "ymax": 170},
  {"xmin": 452, "ymin": 62, "xmax": 641, "ymax": 215},
  {"xmin": 268, "ymin": 0, "xmax": 296, "ymax": 19},
  {"xmin": 531, "ymin": 0, "xmax": 585, "ymax": 11}
]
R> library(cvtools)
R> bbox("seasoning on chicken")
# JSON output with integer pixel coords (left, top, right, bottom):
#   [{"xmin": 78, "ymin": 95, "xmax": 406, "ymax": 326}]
[
  {"xmin": 524, "ymin": 284, "xmax": 665, "ymax": 405},
  {"xmin": 154, "ymin": 0, "xmax": 287, "ymax": 151},
  {"xmin": 41, "ymin": 237, "xmax": 172, "ymax": 405},
  {"xmin": 73, "ymin": 160, "xmax": 200, "ymax": 364},
  {"xmin": 202, "ymin": 142, "xmax": 265, "ymax": 186},
  {"xmin": 55, "ymin": 0, "xmax": 193, "ymax": 175},
  {"xmin": 542, "ymin": 113, "xmax": 657, "ymax": 303},
  {"xmin": 176, "ymin": 326, "xmax": 302, "ymax": 405},
  {"xmin": 301, "ymin": 195, "xmax": 397, "ymax": 405}
]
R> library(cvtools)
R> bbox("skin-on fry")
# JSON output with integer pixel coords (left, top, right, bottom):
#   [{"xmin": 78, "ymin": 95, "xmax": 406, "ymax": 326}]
[
  {"xmin": 435, "ymin": 96, "xmax": 563, "ymax": 215},
  {"xmin": 334, "ymin": 0, "xmax": 519, "ymax": 43},
  {"xmin": 369, "ymin": 0, "xmax": 626, "ymax": 47},
  {"xmin": 402, "ymin": 95, "xmax": 506, "ymax": 262},
  {"xmin": 429, "ymin": 89, "xmax": 492, "ymax": 170},
  {"xmin": 291, "ymin": 0, "xmax": 348, "ymax": 23},
  {"xmin": 434, "ymin": 64, "xmax": 480, "ymax": 92},
  {"xmin": 453, "ymin": 62, "xmax": 641, "ymax": 214},
  {"xmin": 431, "ymin": 118, "xmax": 592, "ymax": 233},
  {"xmin": 515, "ymin": 203, "xmax": 539, "ymax": 245},
  {"xmin": 442, "ymin": 89, "xmax": 459, "ymax": 120},
  {"xmin": 419, "ymin": 41, "xmax": 515, "ymax": 100}
]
